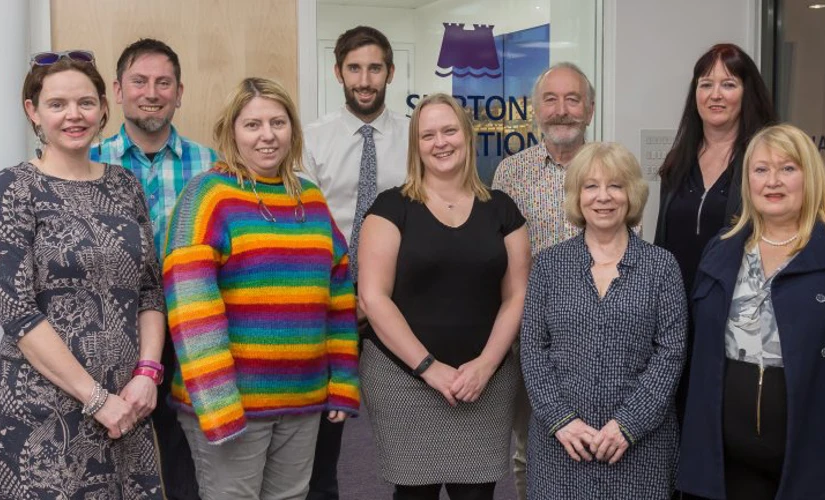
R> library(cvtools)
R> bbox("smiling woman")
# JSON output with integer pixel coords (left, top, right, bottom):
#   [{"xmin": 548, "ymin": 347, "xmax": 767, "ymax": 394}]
[
  {"xmin": 232, "ymin": 97, "xmax": 293, "ymax": 178},
  {"xmin": 162, "ymin": 77, "xmax": 359, "ymax": 500},
  {"xmin": 679, "ymin": 124, "xmax": 825, "ymax": 500},
  {"xmin": 522, "ymin": 142, "xmax": 687, "ymax": 499},
  {"xmin": 0, "ymin": 55, "xmax": 165, "ymax": 499},
  {"xmin": 357, "ymin": 93, "xmax": 531, "ymax": 499}
]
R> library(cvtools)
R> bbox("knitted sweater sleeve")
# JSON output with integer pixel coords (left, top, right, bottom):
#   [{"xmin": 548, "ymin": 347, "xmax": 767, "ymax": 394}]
[
  {"xmin": 163, "ymin": 175, "xmax": 246, "ymax": 444},
  {"xmin": 325, "ymin": 209, "xmax": 360, "ymax": 414}
]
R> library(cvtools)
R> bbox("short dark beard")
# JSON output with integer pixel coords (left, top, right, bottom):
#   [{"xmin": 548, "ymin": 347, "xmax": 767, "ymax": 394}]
[
  {"xmin": 344, "ymin": 86, "xmax": 386, "ymax": 120},
  {"xmin": 128, "ymin": 115, "xmax": 171, "ymax": 134}
]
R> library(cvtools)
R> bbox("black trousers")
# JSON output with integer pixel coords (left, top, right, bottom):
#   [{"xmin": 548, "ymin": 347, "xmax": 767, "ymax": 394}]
[
  {"xmin": 722, "ymin": 359, "xmax": 786, "ymax": 500},
  {"xmin": 394, "ymin": 482, "xmax": 496, "ymax": 500},
  {"xmin": 307, "ymin": 416, "xmax": 346, "ymax": 500},
  {"xmin": 153, "ymin": 335, "xmax": 201, "ymax": 500}
]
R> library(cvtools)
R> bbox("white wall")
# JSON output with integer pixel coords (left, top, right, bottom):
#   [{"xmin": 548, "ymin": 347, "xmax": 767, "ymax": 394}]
[
  {"xmin": 605, "ymin": 0, "xmax": 760, "ymax": 240},
  {"xmin": 1, "ymin": 0, "xmax": 34, "ymax": 170}
]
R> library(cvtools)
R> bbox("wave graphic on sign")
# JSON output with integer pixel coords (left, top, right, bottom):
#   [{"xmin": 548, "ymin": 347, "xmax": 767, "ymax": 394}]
[{"xmin": 435, "ymin": 23, "xmax": 502, "ymax": 79}]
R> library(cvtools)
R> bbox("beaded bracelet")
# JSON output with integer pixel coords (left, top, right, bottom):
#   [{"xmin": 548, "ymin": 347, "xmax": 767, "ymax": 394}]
[{"xmin": 81, "ymin": 382, "xmax": 109, "ymax": 416}]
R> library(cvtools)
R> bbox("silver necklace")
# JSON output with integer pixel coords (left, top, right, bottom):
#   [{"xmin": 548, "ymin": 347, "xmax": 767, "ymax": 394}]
[
  {"xmin": 430, "ymin": 190, "xmax": 469, "ymax": 210},
  {"xmin": 248, "ymin": 179, "xmax": 306, "ymax": 223},
  {"xmin": 760, "ymin": 233, "xmax": 799, "ymax": 246}
]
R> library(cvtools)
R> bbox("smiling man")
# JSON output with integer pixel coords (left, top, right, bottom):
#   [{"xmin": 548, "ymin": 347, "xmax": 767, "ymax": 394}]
[
  {"xmin": 91, "ymin": 38, "xmax": 216, "ymax": 500},
  {"xmin": 302, "ymin": 26, "xmax": 409, "ymax": 500}
]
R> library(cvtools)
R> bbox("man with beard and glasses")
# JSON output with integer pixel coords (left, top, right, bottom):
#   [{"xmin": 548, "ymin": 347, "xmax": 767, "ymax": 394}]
[
  {"xmin": 491, "ymin": 62, "xmax": 595, "ymax": 500},
  {"xmin": 91, "ymin": 38, "xmax": 217, "ymax": 500},
  {"xmin": 303, "ymin": 25, "xmax": 408, "ymax": 500}
]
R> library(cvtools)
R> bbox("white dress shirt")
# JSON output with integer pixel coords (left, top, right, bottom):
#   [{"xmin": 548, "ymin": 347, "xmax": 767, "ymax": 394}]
[{"xmin": 303, "ymin": 106, "xmax": 409, "ymax": 243}]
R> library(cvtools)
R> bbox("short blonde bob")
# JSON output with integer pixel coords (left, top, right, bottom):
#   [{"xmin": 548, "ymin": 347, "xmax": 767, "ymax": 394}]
[
  {"xmin": 213, "ymin": 77, "xmax": 304, "ymax": 199},
  {"xmin": 564, "ymin": 142, "xmax": 649, "ymax": 228},
  {"xmin": 722, "ymin": 123, "xmax": 825, "ymax": 254},
  {"xmin": 401, "ymin": 93, "xmax": 490, "ymax": 203}
]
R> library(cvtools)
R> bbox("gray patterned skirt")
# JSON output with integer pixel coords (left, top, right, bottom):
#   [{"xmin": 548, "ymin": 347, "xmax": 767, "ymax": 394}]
[{"xmin": 360, "ymin": 340, "xmax": 517, "ymax": 485}]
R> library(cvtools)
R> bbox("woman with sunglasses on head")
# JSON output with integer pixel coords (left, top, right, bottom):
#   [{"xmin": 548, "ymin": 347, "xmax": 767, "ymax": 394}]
[
  {"xmin": 163, "ymin": 77, "xmax": 359, "ymax": 500},
  {"xmin": 0, "ymin": 51, "xmax": 165, "ymax": 498}
]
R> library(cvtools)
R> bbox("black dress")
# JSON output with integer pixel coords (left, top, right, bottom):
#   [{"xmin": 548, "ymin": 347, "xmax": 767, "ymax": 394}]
[
  {"xmin": 0, "ymin": 163, "xmax": 164, "ymax": 499},
  {"xmin": 360, "ymin": 187, "xmax": 525, "ymax": 485}
]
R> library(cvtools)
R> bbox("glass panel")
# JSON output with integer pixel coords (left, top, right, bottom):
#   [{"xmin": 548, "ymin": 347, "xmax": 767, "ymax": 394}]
[
  {"xmin": 316, "ymin": 0, "xmax": 603, "ymax": 183},
  {"xmin": 774, "ymin": 0, "xmax": 825, "ymax": 157}
]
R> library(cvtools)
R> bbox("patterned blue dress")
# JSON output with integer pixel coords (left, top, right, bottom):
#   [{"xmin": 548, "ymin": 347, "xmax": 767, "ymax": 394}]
[
  {"xmin": 0, "ymin": 163, "xmax": 164, "ymax": 499},
  {"xmin": 520, "ymin": 231, "xmax": 687, "ymax": 499}
]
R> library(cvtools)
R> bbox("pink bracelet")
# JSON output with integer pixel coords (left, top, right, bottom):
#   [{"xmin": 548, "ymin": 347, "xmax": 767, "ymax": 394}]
[{"xmin": 136, "ymin": 359, "xmax": 163, "ymax": 372}]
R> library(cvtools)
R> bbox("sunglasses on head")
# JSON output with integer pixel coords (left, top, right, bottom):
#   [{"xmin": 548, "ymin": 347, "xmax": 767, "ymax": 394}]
[{"xmin": 30, "ymin": 50, "xmax": 95, "ymax": 67}]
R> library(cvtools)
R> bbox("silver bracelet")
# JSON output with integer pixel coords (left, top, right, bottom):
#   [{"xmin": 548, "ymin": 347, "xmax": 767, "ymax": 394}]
[{"xmin": 81, "ymin": 382, "xmax": 109, "ymax": 416}]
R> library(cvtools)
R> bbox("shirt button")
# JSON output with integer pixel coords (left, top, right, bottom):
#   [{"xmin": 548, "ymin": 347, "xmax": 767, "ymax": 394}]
[
  {"xmin": 816, "ymin": 293, "xmax": 825, "ymax": 303},
  {"xmin": 821, "ymin": 348, "xmax": 825, "ymax": 358}
]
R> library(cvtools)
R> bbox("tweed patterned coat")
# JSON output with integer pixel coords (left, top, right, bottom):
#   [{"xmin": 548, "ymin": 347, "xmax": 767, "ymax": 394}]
[{"xmin": 521, "ymin": 231, "xmax": 687, "ymax": 500}]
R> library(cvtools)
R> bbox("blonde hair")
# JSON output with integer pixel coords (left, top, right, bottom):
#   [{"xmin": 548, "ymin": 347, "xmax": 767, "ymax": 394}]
[
  {"xmin": 564, "ymin": 142, "xmax": 649, "ymax": 228},
  {"xmin": 722, "ymin": 123, "xmax": 825, "ymax": 254},
  {"xmin": 401, "ymin": 93, "xmax": 490, "ymax": 203},
  {"xmin": 213, "ymin": 77, "xmax": 304, "ymax": 199}
]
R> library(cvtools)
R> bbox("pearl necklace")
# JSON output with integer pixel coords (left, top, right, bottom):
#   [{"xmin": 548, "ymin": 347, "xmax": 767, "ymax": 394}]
[{"xmin": 760, "ymin": 233, "xmax": 799, "ymax": 246}]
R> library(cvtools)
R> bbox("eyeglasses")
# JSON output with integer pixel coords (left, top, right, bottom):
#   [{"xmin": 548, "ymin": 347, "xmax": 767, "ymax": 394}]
[
  {"xmin": 30, "ymin": 50, "xmax": 95, "ymax": 67},
  {"xmin": 249, "ymin": 181, "xmax": 306, "ymax": 224}
]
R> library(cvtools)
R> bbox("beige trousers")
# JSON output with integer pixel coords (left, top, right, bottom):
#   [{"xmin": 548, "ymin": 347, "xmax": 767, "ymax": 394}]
[{"xmin": 179, "ymin": 411, "xmax": 320, "ymax": 500}]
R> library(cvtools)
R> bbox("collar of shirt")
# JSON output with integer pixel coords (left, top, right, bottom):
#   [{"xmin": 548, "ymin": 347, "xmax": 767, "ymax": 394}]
[
  {"xmin": 574, "ymin": 228, "xmax": 642, "ymax": 271},
  {"xmin": 544, "ymin": 142, "xmax": 576, "ymax": 171},
  {"xmin": 108, "ymin": 123, "xmax": 185, "ymax": 160},
  {"xmin": 339, "ymin": 105, "xmax": 394, "ymax": 137}
]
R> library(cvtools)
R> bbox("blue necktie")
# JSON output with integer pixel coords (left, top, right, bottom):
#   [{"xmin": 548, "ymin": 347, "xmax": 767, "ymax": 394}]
[{"xmin": 349, "ymin": 125, "xmax": 377, "ymax": 282}]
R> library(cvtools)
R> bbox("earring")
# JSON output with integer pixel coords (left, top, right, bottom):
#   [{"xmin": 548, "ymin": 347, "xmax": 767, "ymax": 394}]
[{"xmin": 34, "ymin": 125, "xmax": 46, "ymax": 159}]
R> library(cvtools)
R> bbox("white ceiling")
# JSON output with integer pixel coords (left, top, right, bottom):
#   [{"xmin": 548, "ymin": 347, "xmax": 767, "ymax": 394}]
[{"xmin": 316, "ymin": 0, "xmax": 436, "ymax": 8}]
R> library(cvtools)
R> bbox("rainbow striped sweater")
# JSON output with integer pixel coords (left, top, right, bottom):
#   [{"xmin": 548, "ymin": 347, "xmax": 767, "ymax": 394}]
[{"xmin": 163, "ymin": 167, "xmax": 359, "ymax": 444}]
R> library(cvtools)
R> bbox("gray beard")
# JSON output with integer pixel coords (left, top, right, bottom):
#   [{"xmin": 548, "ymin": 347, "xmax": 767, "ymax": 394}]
[
  {"xmin": 128, "ymin": 116, "xmax": 171, "ymax": 134},
  {"xmin": 544, "ymin": 125, "xmax": 587, "ymax": 148}
]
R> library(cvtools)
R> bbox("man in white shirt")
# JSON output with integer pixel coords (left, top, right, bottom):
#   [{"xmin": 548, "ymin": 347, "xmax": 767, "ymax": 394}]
[{"xmin": 303, "ymin": 26, "xmax": 409, "ymax": 500}]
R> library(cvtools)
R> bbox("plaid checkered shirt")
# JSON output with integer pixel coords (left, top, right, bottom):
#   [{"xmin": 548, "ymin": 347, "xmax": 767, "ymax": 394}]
[{"xmin": 91, "ymin": 124, "xmax": 217, "ymax": 262}]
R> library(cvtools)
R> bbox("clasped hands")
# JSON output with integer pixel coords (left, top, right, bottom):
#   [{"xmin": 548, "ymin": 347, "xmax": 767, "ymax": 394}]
[
  {"xmin": 94, "ymin": 374, "xmax": 157, "ymax": 440},
  {"xmin": 420, "ymin": 357, "xmax": 495, "ymax": 406},
  {"xmin": 555, "ymin": 418, "xmax": 628, "ymax": 464}
]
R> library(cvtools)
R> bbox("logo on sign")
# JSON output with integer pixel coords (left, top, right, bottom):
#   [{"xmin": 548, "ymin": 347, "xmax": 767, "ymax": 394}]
[{"xmin": 435, "ymin": 23, "xmax": 501, "ymax": 78}]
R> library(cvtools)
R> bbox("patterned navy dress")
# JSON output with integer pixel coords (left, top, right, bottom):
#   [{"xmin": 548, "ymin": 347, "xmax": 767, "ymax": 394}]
[
  {"xmin": 520, "ymin": 231, "xmax": 687, "ymax": 500},
  {"xmin": 0, "ymin": 163, "xmax": 164, "ymax": 499}
]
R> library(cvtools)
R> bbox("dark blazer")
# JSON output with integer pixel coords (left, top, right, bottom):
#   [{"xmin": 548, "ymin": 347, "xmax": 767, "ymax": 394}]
[
  {"xmin": 677, "ymin": 221, "xmax": 825, "ymax": 500},
  {"xmin": 653, "ymin": 153, "xmax": 743, "ymax": 247}
]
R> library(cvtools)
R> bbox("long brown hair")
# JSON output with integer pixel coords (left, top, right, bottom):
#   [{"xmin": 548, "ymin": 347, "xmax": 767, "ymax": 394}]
[{"xmin": 658, "ymin": 43, "xmax": 777, "ymax": 191}]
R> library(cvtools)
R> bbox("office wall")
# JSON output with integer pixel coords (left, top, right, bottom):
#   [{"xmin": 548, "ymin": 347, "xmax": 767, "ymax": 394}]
[
  {"xmin": 50, "ymin": 0, "xmax": 299, "ymax": 149},
  {"xmin": 607, "ymin": 0, "xmax": 760, "ymax": 239}
]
